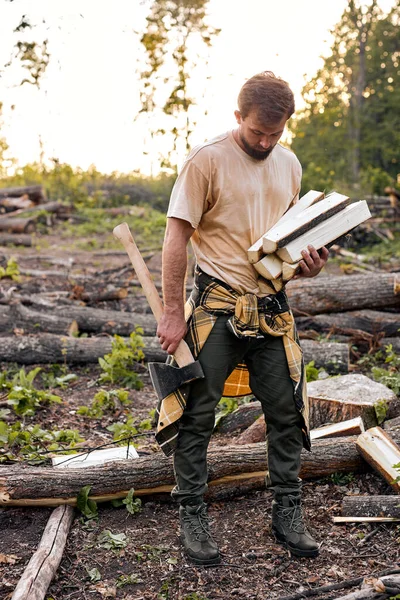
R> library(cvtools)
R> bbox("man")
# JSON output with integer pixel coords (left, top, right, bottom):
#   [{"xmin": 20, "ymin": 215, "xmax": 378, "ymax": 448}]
[{"xmin": 156, "ymin": 71, "xmax": 329, "ymax": 566}]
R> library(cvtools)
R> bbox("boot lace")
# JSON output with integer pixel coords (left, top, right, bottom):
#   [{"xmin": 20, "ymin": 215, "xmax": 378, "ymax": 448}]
[
  {"xmin": 276, "ymin": 497, "xmax": 307, "ymax": 534},
  {"xmin": 183, "ymin": 505, "xmax": 213, "ymax": 541}
]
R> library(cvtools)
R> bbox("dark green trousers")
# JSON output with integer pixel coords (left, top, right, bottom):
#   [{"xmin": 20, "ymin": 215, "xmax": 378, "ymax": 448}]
[{"xmin": 172, "ymin": 314, "xmax": 304, "ymax": 505}]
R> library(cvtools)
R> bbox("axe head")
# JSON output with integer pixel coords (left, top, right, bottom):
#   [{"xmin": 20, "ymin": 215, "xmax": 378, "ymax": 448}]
[{"xmin": 148, "ymin": 360, "xmax": 204, "ymax": 400}]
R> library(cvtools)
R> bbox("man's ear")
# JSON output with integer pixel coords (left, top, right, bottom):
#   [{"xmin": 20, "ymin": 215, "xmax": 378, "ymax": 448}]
[{"xmin": 234, "ymin": 110, "xmax": 242, "ymax": 125}]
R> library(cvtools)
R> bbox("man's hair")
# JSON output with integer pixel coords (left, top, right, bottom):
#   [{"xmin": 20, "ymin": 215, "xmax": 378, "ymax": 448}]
[{"xmin": 237, "ymin": 71, "xmax": 295, "ymax": 124}]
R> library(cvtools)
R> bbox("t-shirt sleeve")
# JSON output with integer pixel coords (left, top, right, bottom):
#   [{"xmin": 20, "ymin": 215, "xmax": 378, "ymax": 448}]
[{"xmin": 167, "ymin": 156, "xmax": 211, "ymax": 229}]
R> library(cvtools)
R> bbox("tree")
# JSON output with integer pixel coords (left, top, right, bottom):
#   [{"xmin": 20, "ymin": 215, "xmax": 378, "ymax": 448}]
[
  {"xmin": 137, "ymin": 0, "xmax": 220, "ymax": 174},
  {"xmin": 290, "ymin": 0, "xmax": 400, "ymax": 195}
]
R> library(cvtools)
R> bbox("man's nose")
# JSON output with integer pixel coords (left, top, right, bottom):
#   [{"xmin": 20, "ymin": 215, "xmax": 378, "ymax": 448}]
[{"xmin": 259, "ymin": 137, "xmax": 272, "ymax": 148}]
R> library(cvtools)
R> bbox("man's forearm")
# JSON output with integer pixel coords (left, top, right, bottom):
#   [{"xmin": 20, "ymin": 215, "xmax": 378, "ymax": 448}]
[{"xmin": 162, "ymin": 234, "xmax": 188, "ymax": 315}]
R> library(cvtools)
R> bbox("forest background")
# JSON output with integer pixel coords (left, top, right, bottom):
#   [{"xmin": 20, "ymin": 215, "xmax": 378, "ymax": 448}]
[{"xmin": 0, "ymin": 0, "xmax": 399, "ymax": 214}]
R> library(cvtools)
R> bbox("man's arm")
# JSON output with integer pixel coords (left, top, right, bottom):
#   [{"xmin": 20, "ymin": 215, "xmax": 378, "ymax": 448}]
[
  {"xmin": 294, "ymin": 245, "xmax": 329, "ymax": 279},
  {"xmin": 157, "ymin": 216, "xmax": 195, "ymax": 355}
]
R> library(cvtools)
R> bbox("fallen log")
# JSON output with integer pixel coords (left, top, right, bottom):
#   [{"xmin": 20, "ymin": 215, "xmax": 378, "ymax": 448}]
[
  {"xmin": 329, "ymin": 573, "xmax": 400, "ymax": 600},
  {"xmin": 0, "ymin": 333, "xmax": 166, "ymax": 364},
  {"xmin": 0, "ymin": 303, "xmax": 156, "ymax": 336},
  {"xmin": 11, "ymin": 505, "xmax": 74, "ymax": 600},
  {"xmin": 286, "ymin": 273, "xmax": 400, "ymax": 315},
  {"xmin": 342, "ymin": 495, "xmax": 400, "ymax": 518},
  {"xmin": 0, "ymin": 185, "xmax": 46, "ymax": 203},
  {"xmin": 356, "ymin": 427, "xmax": 400, "ymax": 492},
  {"xmin": 0, "ymin": 233, "xmax": 32, "ymax": 247},
  {"xmin": 0, "ymin": 218, "xmax": 36, "ymax": 234},
  {"xmin": 3, "ymin": 201, "xmax": 72, "ymax": 220},
  {"xmin": 295, "ymin": 309, "xmax": 400, "ymax": 337},
  {"xmin": 2, "ymin": 431, "xmax": 394, "ymax": 507},
  {"xmin": 0, "ymin": 195, "xmax": 34, "ymax": 213}
]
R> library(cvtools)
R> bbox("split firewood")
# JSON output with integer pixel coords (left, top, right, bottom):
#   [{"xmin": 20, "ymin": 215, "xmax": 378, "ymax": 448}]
[
  {"xmin": 247, "ymin": 189, "xmax": 324, "ymax": 263},
  {"xmin": 262, "ymin": 192, "xmax": 349, "ymax": 254},
  {"xmin": 295, "ymin": 309, "xmax": 400, "ymax": 337},
  {"xmin": 1, "ymin": 432, "xmax": 392, "ymax": 506},
  {"xmin": 326, "ymin": 573, "xmax": 400, "ymax": 600},
  {"xmin": 11, "ymin": 505, "xmax": 74, "ymax": 600},
  {"xmin": 254, "ymin": 253, "xmax": 283, "ymax": 280},
  {"xmin": 356, "ymin": 427, "xmax": 400, "ymax": 492},
  {"xmin": 342, "ymin": 494, "xmax": 400, "ymax": 519},
  {"xmin": 276, "ymin": 201, "xmax": 371, "ymax": 263},
  {"xmin": 236, "ymin": 415, "xmax": 365, "ymax": 446},
  {"xmin": 0, "ymin": 185, "xmax": 46, "ymax": 204},
  {"xmin": 333, "ymin": 516, "xmax": 400, "ymax": 523},
  {"xmin": 307, "ymin": 374, "xmax": 399, "ymax": 430},
  {"xmin": 0, "ymin": 217, "xmax": 37, "ymax": 234},
  {"xmin": 282, "ymin": 261, "xmax": 301, "ymax": 282},
  {"xmin": 286, "ymin": 272, "xmax": 400, "ymax": 315},
  {"xmin": 0, "ymin": 333, "xmax": 166, "ymax": 364}
]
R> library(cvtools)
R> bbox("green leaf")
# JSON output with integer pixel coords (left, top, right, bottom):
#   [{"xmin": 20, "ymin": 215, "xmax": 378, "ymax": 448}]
[{"xmin": 77, "ymin": 485, "xmax": 98, "ymax": 519}]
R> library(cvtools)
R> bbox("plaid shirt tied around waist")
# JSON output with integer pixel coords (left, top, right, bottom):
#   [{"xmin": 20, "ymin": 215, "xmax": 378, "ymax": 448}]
[{"xmin": 155, "ymin": 268, "xmax": 310, "ymax": 456}]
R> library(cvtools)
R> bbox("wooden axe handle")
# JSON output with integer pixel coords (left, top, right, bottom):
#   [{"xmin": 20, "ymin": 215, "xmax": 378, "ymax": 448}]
[{"xmin": 113, "ymin": 222, "xmax": 195, "ymax": 367}]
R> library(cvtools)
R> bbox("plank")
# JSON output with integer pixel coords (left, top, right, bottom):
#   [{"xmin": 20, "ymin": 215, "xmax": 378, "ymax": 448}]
[
  {"xmin": 356, "ymin": 427, "xmax": 400, "ymax": 492},
  {"xmin": 276, "ymin": 201, "xmax": 371, "ymax": 263}
]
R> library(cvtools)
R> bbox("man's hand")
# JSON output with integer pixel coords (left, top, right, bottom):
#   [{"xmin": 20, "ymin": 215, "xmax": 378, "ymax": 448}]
[
  {"xmin": 157, "ymin": 311, "xmax": 187, "ymax": 355},
  {"xmin": 294, "ymin": 245, "xmax": 329, "ymax": 279}
]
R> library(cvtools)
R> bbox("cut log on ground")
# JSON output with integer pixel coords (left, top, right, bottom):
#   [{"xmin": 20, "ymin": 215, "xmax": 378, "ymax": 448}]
[
  {"xmin": 286, "ymin": 273, "xmax": 400, "ymax": 315},
  {"xmin": 342, "ymin": 495, "xmax": 400, "ymax": 518},
  {"xmin": 328, "ymin": 573, "xmax": 400, "ymax": 600},
  {"xmin": 0, "ymin": 333, "xmax": 166, "ymax": 364},
  {"xmin": 216, "ymin": 401, "xmax": 262, "ymax": 434},
  {"xmin": 0, "ymin": 218, "xmax": 37, "ymax": 234},
  {"xmin": 383, "ymin": 416, "xmax": 400, "ymax": 435},
  {"xmin": 11, "ymin": 505, "xmax": 74, "ymax": 600},
  {"xmin": 0, "ymin": 303, "xmax": 157, "ymax": 336},
  {"xmin": 307, "ymin": 374, "xmax": 399, "ymax": 430},
  {"xmin": 0, "ymin": 234, "xmax": 32, "ymax": 247},
  {"xmin": 356, "ymin": 427, "xmax": 400, "ymax": 492},
  {"xmin": 1, "ymin": 431, "xmax": 394, "ymax": 507},
  {"xmin": 4, "ymin": 201, "xmax": 72, "ymax": 220},
  {"xmin": 0, "ymin": 185, "xmax": 46, "ymax": 204},
  {"xmin": 295, "ymin": 309, "xmax": 400, "ymax": 337}
]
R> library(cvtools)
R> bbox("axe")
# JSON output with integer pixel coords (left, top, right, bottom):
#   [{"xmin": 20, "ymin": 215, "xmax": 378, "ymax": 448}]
[{"xmin": 112, "ymin": 222, "xmax": 204, "ymax": 405}]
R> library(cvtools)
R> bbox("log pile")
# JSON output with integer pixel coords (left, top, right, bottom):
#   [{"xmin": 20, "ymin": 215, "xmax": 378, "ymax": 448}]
[{"xmin": 0, "ymin": 185, "xmax": 73, "ymax": 242}]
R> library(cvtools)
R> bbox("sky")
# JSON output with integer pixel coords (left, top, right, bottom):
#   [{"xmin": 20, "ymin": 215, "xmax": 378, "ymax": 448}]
[{"xmin": 0, "ymin": 0, "xmax": 396, "ymax": 175}]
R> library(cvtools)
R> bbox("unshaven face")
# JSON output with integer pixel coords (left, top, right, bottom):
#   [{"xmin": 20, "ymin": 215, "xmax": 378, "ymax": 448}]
[{"xmin": 234, "ymin": 110, "xmax": 288, "ymax": 161}]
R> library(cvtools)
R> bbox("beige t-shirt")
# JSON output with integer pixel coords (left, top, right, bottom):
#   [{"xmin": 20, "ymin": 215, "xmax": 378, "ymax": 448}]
[{"xmin": 167, "ymin": 130, "xmax": 302, "ymax": 295}]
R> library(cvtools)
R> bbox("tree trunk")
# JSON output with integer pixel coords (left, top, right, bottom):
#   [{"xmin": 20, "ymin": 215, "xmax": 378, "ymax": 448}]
[
  {"xmin": 0, "ymin": 218, "xmax": 36, "ymax": 234},
  {"xmin": 11, "ymin": 505, "xmax": 74, "ymax": 600},
  {"xmin": 295, "ymin": 309, "xmax": 400, "ymax": 337},
  {"xmin": 4, "ymin": 201, "xmax": 72, "ymax": 220},
  {"xmin": 342, "ymin": 495, "xmax": 400, "ymax": 518},
  {"xmin": 286, "ymin": 273, "xmax": 400, "ymax": 315},
  {"xmin": 0, "ymin": 303, "xmax": 157, "ymax": 336},
  {"xmin": 1, "ymin": 432, "xmax": 392, "ymax": 507},
  {"xmin": 0, "ymin": 234, "xmax": 32, "ymax": 246},
  {"xmin": 0, "ymin": 333, "xmax": 166, "ymax": 364}
]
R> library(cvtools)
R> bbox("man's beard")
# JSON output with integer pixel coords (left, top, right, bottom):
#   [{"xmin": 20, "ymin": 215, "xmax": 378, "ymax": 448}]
[{"xmin": 239, "ymin": 132, "xmax": 275, "ymax": 161}]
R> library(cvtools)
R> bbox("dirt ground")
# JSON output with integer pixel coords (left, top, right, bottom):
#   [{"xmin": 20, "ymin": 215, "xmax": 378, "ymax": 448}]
[{"xmin": 0, "ymin": 234, "xmax": 399, "ymax": 600}]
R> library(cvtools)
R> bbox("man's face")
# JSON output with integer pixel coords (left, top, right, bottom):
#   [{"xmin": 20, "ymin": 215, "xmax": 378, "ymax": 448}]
[{"xmin": 234, "ymin": 110, "xmax": 288, "ymax": 161}]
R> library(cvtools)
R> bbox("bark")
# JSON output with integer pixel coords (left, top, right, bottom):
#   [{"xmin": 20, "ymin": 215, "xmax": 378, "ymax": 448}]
[
  {"xmin": 295, "ymin": 309, "xmax": 400, "ymax": 337},
  {"xmin": 0, "ymin": 303, "xmax": 156, "ymax": 336},
  {"xmin": 0, "ymin": 218, "xmax": 36, "ymax": 234},
  {"xmin": 11, "ymin": 505, "xmax": 74, "ymax": 600},
  {"xmin": 1, "ymin": 432, "xmax": 392, "ymax": 506},
  {"xmin": 342, "ymin": 495, "xmax": 400, "ymax": 518},
  {"xmin": 0, "ymin": 333, "xmax": 166, "ymax": 364},
  {"xmin": 0, "ymin": 234, "xmax": 32, "ymax": 246},
  {"xmin": 0, "ymin": 185, "xmax": 46, "ymax": 203},
  {"xmin": 4, "ymin": 201, "xmax": 72, "ymax": 219},
  {"xmin": 286, "ymin": 273, "xmax": 400, "ymax": 315}
]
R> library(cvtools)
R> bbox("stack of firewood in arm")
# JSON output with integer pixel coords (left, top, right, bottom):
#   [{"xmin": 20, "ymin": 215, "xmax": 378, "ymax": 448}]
[{"xmin": 248, "ymin": 189, "xmax": 372, "ymax": 291}]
